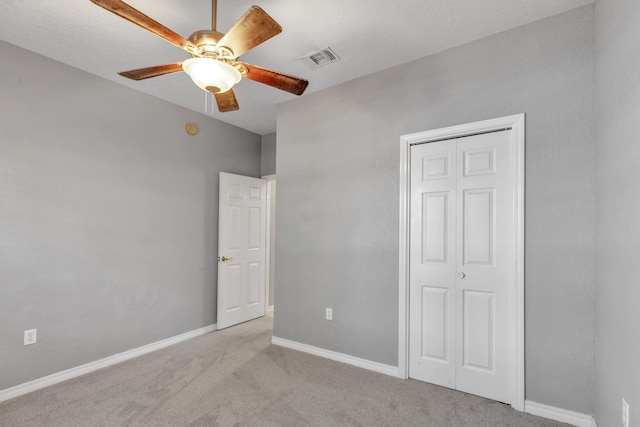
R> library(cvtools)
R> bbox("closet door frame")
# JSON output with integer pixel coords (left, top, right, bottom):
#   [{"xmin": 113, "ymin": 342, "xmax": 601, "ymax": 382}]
[{"xmin": 398, "ymin": 114, "xmax": 525, "ymax": 411}]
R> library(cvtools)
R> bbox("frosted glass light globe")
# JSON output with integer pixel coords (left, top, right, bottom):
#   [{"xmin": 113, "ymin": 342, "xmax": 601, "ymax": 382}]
[{"xmin": 182, "ymin": 58, "xmax": 242, "ymax": 93}]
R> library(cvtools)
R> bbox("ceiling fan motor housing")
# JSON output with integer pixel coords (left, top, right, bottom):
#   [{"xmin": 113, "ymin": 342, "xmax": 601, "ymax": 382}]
[{"xmin": 188, "ymin": 30, "xmax": 234, "ymax": 59}]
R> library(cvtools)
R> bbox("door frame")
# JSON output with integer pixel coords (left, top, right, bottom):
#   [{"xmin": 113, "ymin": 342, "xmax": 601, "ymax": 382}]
[
  {"xmin": 262, "ymin": 174, "xmax": 276, "ymax": 315},
  {"xmin": 398, "ymin": 114, "xmax": 525, "ymax": 411}
]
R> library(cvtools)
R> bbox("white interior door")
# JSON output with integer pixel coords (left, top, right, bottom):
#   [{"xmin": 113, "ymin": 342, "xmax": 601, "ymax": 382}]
[
  {"xmin": 217, "ymin": 172, "xmax": 266, "ymax": 330},
  {"xmin": 409, "ymin": 140, "xmax": 457, "ymax": 389},
  {"xmin": 409, "ymin": 129, "xmax": 513, "ymax": 403}
]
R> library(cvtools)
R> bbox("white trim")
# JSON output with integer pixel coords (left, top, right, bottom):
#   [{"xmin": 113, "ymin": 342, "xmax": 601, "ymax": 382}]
[
  {"xmin": 398, "ymin": 135, "xmax": 410, "ymax": 380},
  {"xmin": 0, "ymin": 324, "xmax": 217, "ymax": 403},
  {"xmin": 262, "ymin": 174, "xmax": 276, "ymax": 314},
  {"xmin": 272, "ymin": 336, "xmax": 399, "ymax": 378},
  {"xmin": 525, "ymin": 401, "xmax": 596, "ymax": 427},
  {"xmin": 398, "ymin": 114, "xmax": 526, "ymax": 410}
]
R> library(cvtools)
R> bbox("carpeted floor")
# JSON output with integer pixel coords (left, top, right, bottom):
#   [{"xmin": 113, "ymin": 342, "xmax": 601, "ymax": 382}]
[{"xmin": 0, "ymin": 316, "xmax": 568, "ymax": 427}]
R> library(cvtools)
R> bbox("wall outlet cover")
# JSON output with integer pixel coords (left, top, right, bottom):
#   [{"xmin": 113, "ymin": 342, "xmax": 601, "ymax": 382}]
[
  {"xmin": 24, "ymin": 329, "xmax": 37, "ymax": 346},
  {"xmin": 325, "ymin": 308, "xmax": 333, "ymax": 320}
]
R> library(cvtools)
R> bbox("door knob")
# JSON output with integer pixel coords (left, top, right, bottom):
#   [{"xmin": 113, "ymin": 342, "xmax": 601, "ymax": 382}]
[
  {"xmin": 458, "ymin": 272, "xmax": 466, "ymax": 279},
  {"xmin": 220, "ymin": 256, "xmax": 232, "ymax": 262}
]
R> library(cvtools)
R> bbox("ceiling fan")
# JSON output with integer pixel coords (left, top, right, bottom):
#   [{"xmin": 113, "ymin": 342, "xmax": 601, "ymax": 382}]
[{"xmin": 90, "ymin": 0, "xmax": 309, "ymax": 112}]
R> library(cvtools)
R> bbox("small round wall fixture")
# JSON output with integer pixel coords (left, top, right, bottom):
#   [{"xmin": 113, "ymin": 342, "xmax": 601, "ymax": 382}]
[{"xmin": 185, "ymin": 123, "xmax": 199, "ymax": 135}]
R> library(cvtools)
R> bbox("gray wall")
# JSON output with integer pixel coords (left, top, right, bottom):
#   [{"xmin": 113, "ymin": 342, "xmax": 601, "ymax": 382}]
[
  {"xmin": 0, "ymin": 41, "xmax": 261, "ymax": 390},
  {"xmin": 274, "ymin": 6, "xmax": 595, "ymax": 413},
  {"xmin": 594, "ymin": 1, "xmax": 640, "ymax": 426},
  {"xmin": 261, "ymin": 132, "xmax": 277, "ymax": 176}
]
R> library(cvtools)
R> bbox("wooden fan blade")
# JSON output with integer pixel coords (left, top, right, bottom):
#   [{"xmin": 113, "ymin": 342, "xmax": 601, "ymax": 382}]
[
  {"xmin": 90, "ymin": 0, "xmax": 194, "ymax": 51},
  {"xmin": 217, "ymin": 6, "xmax": 282, "ymax": 58},
  {"xmin": 215, "ymin": 89, "xmax": 240, "ymax": 112},
  {"xmin": 240, "ymin": 63, "xmax": 309, "ymax": 96},
  {"xmin": 118, "ymin": 63, "xmax": 184, "ymax": 80}
]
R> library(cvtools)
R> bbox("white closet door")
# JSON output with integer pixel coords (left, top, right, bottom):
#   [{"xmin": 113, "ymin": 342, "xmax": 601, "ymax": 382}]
[
  {"xmin": 454, "ymin": 131, "xmax": 511, "ymax": 402},
  {"xmin": 409, "ymin": 140, "xmax": 457, "ymax": 388},
  {"xmin": 409, "ymin": 130, "xmax": 512, "ymax": 404}
]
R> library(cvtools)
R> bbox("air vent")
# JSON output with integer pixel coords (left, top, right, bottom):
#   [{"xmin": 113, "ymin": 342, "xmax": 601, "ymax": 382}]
[{"xmin": 299, "ymin": 47, "xmax": 341, "ymax": 69}]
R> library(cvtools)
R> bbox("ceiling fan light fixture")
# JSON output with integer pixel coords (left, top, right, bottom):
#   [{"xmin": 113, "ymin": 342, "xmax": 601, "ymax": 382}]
[
  {"xmin": 182, "ymin": 57, "xmax": 242, "ymax": 93},
  {"xmin": 92, "ymin": 0, "xmax": 309, "ymax": 111}
]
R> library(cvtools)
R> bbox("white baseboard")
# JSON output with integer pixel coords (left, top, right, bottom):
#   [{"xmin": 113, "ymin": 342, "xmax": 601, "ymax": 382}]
[
  {"xmin": 525, "ymin": 400, "xmax": 596, "ymax": 427},
  {"xmin": 271, "ymin": 336, "xmax": 399, "ymax": 377},
  {"xmin": 1, "ymin": 328, "xmax": 598, "ymax": 427},
  {"xmin": 0, "ymin": 324, "xmax": 217, "ymax": 403},
  {"xmin": 271, "ymin": 339, "xmax": 598, "ymax": 427}
]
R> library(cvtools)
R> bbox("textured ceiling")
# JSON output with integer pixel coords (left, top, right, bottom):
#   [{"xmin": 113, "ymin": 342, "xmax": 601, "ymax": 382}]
[{"xmin": 0, "ymin": 0, "xmax": 593, "ymax": 135}]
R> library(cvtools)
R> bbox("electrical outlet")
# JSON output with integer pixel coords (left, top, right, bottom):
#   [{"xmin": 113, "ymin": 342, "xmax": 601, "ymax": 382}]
[
  {"xmin": 325, "ymin": 307, "xmax": 333, "ymax": 320},
  {"xmin": 622, "ymin": 398, "xmax": 629, "ymax": 427},
  {"xmin": 24, "ymin": 329, "xmax": 37, "ymax": 346}
]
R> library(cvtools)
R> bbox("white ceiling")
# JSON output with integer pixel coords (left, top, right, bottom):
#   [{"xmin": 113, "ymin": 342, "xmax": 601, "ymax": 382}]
[{"xmin": 0, "ymin": 0, "xmax": 593, "ymax": 135}]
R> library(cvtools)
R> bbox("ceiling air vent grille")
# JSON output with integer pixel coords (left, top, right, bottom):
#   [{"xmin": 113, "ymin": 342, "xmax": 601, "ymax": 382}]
[{"xmin": 299, "ymin": 47, "xmax": 341, "ymax": 69}]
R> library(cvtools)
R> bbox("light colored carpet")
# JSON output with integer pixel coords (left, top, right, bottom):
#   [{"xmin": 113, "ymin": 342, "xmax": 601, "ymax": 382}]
[{"xmin": 0, "ymin": 316, "xmax": 568, "ymax": 426}]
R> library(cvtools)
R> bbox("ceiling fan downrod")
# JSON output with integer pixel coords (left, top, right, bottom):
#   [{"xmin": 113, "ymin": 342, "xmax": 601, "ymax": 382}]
[{"xmin": 211, "ymin": 0, "xmax": 217, "ymax": 31}]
